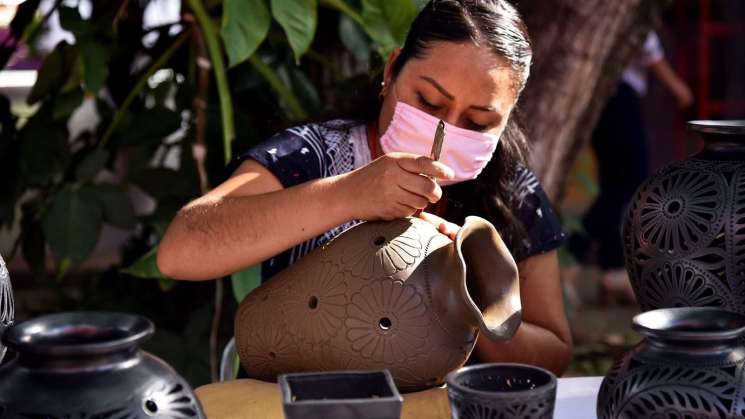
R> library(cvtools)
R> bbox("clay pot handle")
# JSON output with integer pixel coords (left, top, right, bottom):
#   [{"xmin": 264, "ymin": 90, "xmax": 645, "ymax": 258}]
[{"xmin": 454, "ymin": 216, "xmax": 522, "ymax": 342}]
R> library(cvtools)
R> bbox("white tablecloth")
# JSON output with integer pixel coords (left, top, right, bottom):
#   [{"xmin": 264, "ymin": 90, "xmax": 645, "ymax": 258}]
[{"xmin": 555, "ymin": 376, "xmax": 603, "ymax": 419}]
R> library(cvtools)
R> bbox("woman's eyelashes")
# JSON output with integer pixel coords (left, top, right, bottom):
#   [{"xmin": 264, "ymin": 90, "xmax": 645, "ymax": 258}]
[
  {"xmin": 415, "ymin": 92, "xmax": 491, "ymax": 131},
  {"xmin": 416, "ymin": 92, "xmax": 442, "ymax": 111},
  {"xmin": 467, "ymin": 120, "xmax": 488, "ymax": 131}
]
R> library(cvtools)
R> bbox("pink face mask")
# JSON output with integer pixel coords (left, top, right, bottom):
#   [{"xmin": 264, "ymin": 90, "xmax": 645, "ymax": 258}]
[{"xmin": 380, "ymin": 101, "xmax": 501, "ymax": 185}]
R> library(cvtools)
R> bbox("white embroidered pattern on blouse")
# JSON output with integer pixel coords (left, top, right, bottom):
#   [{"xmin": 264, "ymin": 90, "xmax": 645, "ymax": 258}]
[{"xmin": 284, "ymin": 121, "xmax": 365, "ymax": 265}]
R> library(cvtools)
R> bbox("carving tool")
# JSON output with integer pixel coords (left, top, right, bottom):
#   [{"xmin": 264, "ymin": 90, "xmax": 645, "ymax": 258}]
[{"xmin": 414, "ymin": 120, "xmax": 446, "ymax": 217}]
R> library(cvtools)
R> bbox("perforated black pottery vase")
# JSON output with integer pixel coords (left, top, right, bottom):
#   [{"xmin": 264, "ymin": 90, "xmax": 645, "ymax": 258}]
[
  {"xmin": 0, "ymin": 254, "xmax": 13, "ymax": 363},
  {"xmin": 597, "ymin": 307, "xmax": 745, "ymax": 419},
  {"xmin": 624, "ymin": 120, "xmax": 745, "ymax": 312},
  {"xmin": 0, "ymin": 312, "xmax": 205, "ymax": 418}
]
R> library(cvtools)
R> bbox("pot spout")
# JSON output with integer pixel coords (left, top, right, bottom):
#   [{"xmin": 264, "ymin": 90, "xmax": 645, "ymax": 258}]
[{"xmin": 455, "ymin": 216, "xmax": 522, "ymax": 342}]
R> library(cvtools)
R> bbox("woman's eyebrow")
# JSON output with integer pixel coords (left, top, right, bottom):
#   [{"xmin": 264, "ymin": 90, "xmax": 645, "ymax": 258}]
[
  {"xmin": 419, "ymin": 75, "xmax": 498, "ymax": 112},
  {"xmin": 470, "ymin": 104, "xmax": 497, "ymax": 112},
  {"xmin": 419, "ymin": 76, "xmax": 454, "ymax": 100}
]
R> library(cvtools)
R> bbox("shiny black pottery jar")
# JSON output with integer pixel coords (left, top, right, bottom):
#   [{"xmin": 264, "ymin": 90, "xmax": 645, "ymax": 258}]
[
  {"xmin": 0, "ymin": 312, "xmax": 205, "ymax": 418},
  {"xmin": 0, "ymin": 254, "xmax": 13, "ymax": 363},
  {"xmin": 624, "ymin": 121, "xmax": 745, "ymax": 313},
  {"xmin": 597, "ymin": 307, "xmax": 745, "ymax": 419}
]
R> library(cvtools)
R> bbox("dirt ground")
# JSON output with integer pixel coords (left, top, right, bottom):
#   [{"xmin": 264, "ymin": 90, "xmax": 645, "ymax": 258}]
[{"xmin": 562, "ymin": 263, "xmax": 642, "ymax": 377}]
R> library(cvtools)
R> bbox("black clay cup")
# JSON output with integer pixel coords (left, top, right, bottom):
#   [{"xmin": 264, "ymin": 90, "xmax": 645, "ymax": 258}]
[{"xmin": 446, "ymin": 363, "xmax": 557, "ymax": 419}]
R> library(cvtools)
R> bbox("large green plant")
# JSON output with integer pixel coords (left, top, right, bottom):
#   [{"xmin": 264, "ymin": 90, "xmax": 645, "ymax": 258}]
[
  {"xmin": 0, "ymin": 0, "xmax": 422, "ymax": 385},
  {"xmin": 1, "ymin": 0, "xmax": 421, "ymax": 299}
]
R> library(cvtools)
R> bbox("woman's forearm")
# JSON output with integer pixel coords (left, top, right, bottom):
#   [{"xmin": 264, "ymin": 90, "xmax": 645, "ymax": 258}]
[
  {"xmin": 157, "ymin": 175, "xmax": 352, "ymax": 280},
  {"xmin": 474, "ymin": 321, "xmax": 573, "ymax": 376}
]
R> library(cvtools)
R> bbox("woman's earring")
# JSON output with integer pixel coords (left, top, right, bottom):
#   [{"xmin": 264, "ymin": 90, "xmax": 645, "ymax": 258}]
[{"xmin": 379, "ymin": 80, "xmax": 386, "ymax": 99}]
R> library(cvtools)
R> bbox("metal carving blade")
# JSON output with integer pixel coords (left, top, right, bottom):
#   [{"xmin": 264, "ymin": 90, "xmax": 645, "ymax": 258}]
[{"xmin": 431, "ymin": 120, "xmax": 445, "ymax": 161}]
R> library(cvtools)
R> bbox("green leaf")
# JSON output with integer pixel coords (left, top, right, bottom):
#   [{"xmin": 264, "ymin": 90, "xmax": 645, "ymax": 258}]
[
  {"xmin": 42, "ymin": 185, "xmax": 103, "ymax": 265},
  {"xmin": 288, "ymin": 66, "xmax": 321, "ymax": 110},
  {"xmin": 221, "ymin": 0, "xmax": 271, "ymax": 67},
  {"xmin": 0, "ymin": 46, "xmax": 14, "ymax": 72},
  {"xmin": 131, "ymin": 168, "xmax": 197, "ymax": 200},
  {"xmin": 52, "ymin": 88, "xmax": 84, "ymax": 121},
  {"xmin": 140, "ymin": 201, "xmax": 181, "ymax": 238},
  {"xmin": 10, "ymin": 0, "xmax": 41, "ymax": 40},
  {"xmin": 91, "ymin": 184, "xmax": 137, "ymax": 230},
  {"xmin": 75, "ymin": 150, "xmax": 109, "ymax": 181},
  {"xmin": 231, "ymin": 265, "xmax": 261, "ymax": 303},
  {"xmin": 58, "ymin": 6, "xmax": 89, "ymax": 35},
  {"xmin": 119, "ymin": 106, "xmax": 182, "ymax": 145},
  {"xmin": 122, "ymin": 247, "xmax": 175, "ymax": 291},
  {"xmin": 27, "ymin": 41, "xmax": 78, "ymax": 104},
  {"xmin": 150, "ymin": 79, "xmax": 174, "ymax": 107},
  {"xmin": 79, "ymin": 39, "xmax": 110, "ymax": 92},
  {"xmin": 320, "ymin": 0, "xmax": 363, "ymax": 25},
  {"xmin": 361, "ymin": 0, "xmax": 419, "ymax": 54},
  {"xmin": 270, "ymin": 0, "xmax": 318, "ymax": 64},
  {"xmin": 0, "ymin": 94, "xmax": 14, "ymax": 130},
  {"xmin": 19, "ymin": 107, "xmax": 70, "ymax": 186},
  {"xmin": 20, "ymin": 199, "xmax": 47, "ymax": 284},
  {"xmin": 122, "ymin": 247, "xmax": 163, "ymax": 278},
  {"xmin": 339, "ymin": 14, "xmax": 370, "ymax": 63}
]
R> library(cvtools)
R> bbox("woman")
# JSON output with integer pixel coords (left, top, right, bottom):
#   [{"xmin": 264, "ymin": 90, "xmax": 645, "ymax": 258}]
[{"xmin": 158, "ymin": 0, "xmax": 573, "ymax": 375}]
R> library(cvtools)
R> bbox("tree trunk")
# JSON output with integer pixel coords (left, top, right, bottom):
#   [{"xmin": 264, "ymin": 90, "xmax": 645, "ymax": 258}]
[{"xmin": 515, "ymin": 0, "xmax": 672, "ymax": 202}]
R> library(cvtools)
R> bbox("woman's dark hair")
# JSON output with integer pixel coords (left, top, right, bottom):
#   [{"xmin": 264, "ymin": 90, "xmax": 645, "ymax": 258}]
[
  {"xmin": 392, "ymin": 0, "xmax": 534, "ymax": 258},
  {"xmin": 393, "ymin": 0, "xmax": 532, "ymax": 93}
]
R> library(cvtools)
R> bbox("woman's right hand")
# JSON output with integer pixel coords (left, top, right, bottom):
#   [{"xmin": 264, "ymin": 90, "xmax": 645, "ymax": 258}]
[{"xmin": 338, "ymin": 152, "xmax": 455, "ymax": 221}]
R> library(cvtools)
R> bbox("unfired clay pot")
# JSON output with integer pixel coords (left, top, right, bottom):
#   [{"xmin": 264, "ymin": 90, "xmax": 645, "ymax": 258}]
[{"xmin": 235, "ymin": 216, "xmax": 522, "ymax": 392}]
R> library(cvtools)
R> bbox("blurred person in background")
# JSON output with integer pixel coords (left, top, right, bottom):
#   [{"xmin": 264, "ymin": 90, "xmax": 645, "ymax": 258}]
[{"xmin": 570, "ymin": 31, "xmax": 694, "ymax": 304}]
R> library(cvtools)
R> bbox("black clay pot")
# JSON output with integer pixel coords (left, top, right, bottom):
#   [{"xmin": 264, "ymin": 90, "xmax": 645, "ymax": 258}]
[
  {"xmin": 0, "ymin": 254, "xmax": 13, "ymax": 363},
  {"xmin": 597, "ymin": 307, "xmax": 745, "ymax": 419},
  {"xmin": 623, "ymin": 120, "xmax": 745, "ymax": 313},
  {"xmin": 0, "ymin": 312, "xmax": 205, "ymax": 418},
  {"xmin": 446, "ymin": 363, "xmax": 557, "ymax": 419}
]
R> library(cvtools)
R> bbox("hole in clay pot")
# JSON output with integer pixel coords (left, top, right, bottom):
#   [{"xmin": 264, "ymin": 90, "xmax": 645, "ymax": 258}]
[
  {"xmin": 145, "ymin": 399, "xmax": 158, "ymax": 414},
  {"xmin": 269, "ymin": 351, "xmax": 277, "ymax": 359},
  {"xmin": 666, "ymin": 200, "xmax": 683, "ymax": 215},
  {"xmin": 308, "ymin": 296, "xmax": 319, "ymax": 309},
  {"xmin": 374, "ymin": 236, "xmax": 386, "ymax": 246},
  {"xmin": 379, "ymin": 317, "xmax": 392, "ymax": 330}
]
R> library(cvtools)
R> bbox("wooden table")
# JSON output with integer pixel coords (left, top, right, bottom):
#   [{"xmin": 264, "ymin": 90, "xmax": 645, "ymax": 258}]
[{"xmin": 195, "ymin": 376, "xmax": 604, "ymax": 418}]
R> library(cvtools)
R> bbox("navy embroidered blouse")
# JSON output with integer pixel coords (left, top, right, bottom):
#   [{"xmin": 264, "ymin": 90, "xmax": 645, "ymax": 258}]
[{"xmin": 233, "ymin": 120, "xmax": 566, "ymax": 281}]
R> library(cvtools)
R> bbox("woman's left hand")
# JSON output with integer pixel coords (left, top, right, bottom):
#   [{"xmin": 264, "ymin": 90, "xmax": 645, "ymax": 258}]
[{"xmin": 418, "ymin": 212, "xmax": 460, "ymax": 240}]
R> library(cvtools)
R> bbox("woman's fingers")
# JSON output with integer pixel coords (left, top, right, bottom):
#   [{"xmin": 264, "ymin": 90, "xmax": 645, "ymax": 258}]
[
  {"xmin": 395, "ymin": 154, "xmax": 455, "ymax": 180},
  {"xmin": 418, "ymin": 211, "xmax": 460, "ymax": 240},
  {"xmin": 397, "ymin": 187, "xmax": 430, "ymax": 210},
  {"xmin": 399, "ymin": 171, "xmax": 442, "ymax": 203}
]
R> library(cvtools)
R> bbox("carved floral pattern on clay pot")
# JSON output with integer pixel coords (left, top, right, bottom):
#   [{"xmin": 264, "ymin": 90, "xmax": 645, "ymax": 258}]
[
  {"xmin": 236, "ymin": 216, "xmax": 522, "ymax": 392},
  {"xmin": 624, "ymin": 121, "xmax": 745, "ymax": 315},
  {"xmin": 640, "ymin": 262, "xmax": 732, "ymax": 309},
  {"xmin": 0, "ymin": 255, "xmax": 13, "ymax": 363},
  {"xmin": 345, "ymin": 279, "xmax": 430, "ymax": 364},
  {"xmin": 239, "ymin": 308, "xmax": 297, "ymax": 378},
  {"xmin": 340, "ymin": 221, "xmax": 422, "ymax": 277},
  {"xmin": 597, "ymin": 307, "xmax": 745, "ymax": 419},
  {"xmin": 280, "ymin": 262, "xmax": 347, "ymax": 343},
  {"xmin": 634, "ymin": 169, "xmax": 725, "ymax": 256}
]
